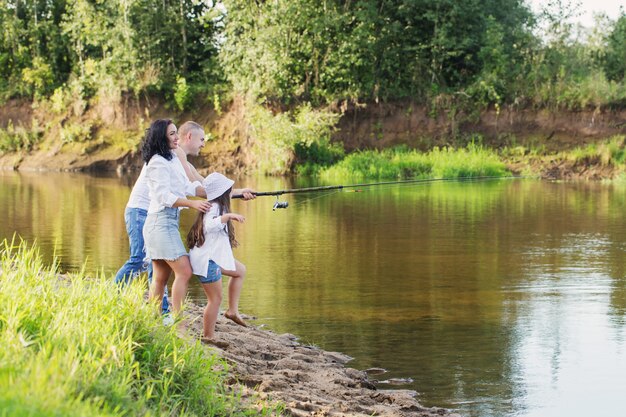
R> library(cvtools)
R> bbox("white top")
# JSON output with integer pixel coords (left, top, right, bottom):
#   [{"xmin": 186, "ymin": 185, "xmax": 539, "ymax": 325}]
[
  {"xmin": 189, "ymin": 202, "xmax": 236, "ymax": 275},
  {"xmin": 146, "ymin": 153, "xmax": 201, "ymax": 214},
  {"xmin": 126, "ymin": 164, "xmax": 150, "ymax": 210}
]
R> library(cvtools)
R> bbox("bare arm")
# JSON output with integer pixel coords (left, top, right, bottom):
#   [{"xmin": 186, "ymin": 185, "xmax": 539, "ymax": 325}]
[
  {"xmin": 173, "ymin": 147, "xmax": 204, "ymax": 182},
  {"xmin": 188, "ymin": 163, "xmax": 205, "ymax": 182},
  {"xmin": 221, "ymin": 213, "xmax": 245, "ymax": 223},
  {"xmin": 172, "ymin": 198, "xmax": 211, "ymax": 212}
]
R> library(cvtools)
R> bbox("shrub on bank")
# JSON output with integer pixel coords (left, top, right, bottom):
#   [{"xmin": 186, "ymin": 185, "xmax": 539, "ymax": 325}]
[
  {"xmin": 0, "ymin": 238, "xmax": 273, "ymax": 417},
  {"xmin": 0, "ymin": 121, "xmax": 42, "ymax": 153},
  {"xmin": 248, "ymin": 101, "xmax": 340, "ymax": 175}
]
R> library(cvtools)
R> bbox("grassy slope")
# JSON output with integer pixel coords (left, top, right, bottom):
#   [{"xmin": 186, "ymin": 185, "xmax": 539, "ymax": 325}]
[{"xmin": 0, "ymin": 238, "xmax": 277, "ymax": 417}]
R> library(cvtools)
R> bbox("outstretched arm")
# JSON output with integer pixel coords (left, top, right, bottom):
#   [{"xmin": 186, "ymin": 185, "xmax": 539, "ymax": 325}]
[
  {"xmin": 221, "ymin": 213, "xmax": 245, "ymax": 223},
  {"xmin": 232, "ymin": 188, "xmax": 256, "ymax": 200}
]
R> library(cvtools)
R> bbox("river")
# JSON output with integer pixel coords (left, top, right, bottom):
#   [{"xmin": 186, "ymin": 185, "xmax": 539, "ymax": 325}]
[{"xmin": 1, "ymin": 170, "xmax": 626, "ymax": 417}]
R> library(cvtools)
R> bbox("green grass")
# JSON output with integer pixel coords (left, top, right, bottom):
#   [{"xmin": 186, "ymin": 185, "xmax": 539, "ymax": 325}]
[
  {"xmin": 566, "ymin": 135, "xmax": 626, "ymax": 166},
  {"xmin": 317, "ymin": 143, "xmax": 510, "ymax": 181},
  {"xmin": 0, "ymin": 237, "xmax": 277, "ymax": 417}
]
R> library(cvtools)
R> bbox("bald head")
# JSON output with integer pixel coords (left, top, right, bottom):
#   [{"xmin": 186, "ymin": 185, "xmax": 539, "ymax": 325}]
[
  {"xmin": 178, "ymin": 121, "xmax": 205, "ymax": 156},
  {"xmin": 179, "ymin": 121, "xmax": 203, "ymax": 138}
]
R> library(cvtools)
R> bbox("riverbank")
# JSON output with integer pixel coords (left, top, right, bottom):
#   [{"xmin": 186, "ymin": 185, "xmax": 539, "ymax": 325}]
[
  {"xmin": 1, "ymin": 97, "xmax": 625, "ymax": 180},
  {"xmin": 183, "ymin": 303, "xmax": 461, "ymax": 417}
]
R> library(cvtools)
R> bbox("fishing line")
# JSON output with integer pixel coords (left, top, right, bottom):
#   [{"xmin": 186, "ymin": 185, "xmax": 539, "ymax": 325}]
[{"xmin": 289, "ymin": 189, "xmax": 343, "ymax": 208}]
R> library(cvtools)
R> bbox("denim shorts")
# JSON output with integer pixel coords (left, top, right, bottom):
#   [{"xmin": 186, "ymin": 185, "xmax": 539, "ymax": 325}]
[
  {"xmin": 143, "ymin": 207, "xmax": 187, "ymax": 261},
  {"xmin": 197, "ymin": 260, "xmax": 222, "ymax": 284}
]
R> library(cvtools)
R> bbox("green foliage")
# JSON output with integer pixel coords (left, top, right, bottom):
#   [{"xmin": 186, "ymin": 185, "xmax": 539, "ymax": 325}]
[
  {"xmin": 603, "ymin": 13, "xmax": 626, "ymax": 83},
  {"xmin": 294, "ymin": 140, "xmax": 345, "ymax": 176},
  {"xmin": 60, "ymin": 122, "xmax": 93, "ymax": 143},
  {"xmin": 318, "ymin": 143, "xmax": 509, "ymax": 181},
  {"xmin": 21, "ymin": 57, "xmax": 54, "ymax": 99},
  {"xmin": 221, "ymin": 0, "xmax": 534, "ymax": 104},
  {"xmin": 0, "ymin": 238, "xmax": 277, "ymax": 417},
  {"xmin": 0, "ymin": 0, "xmax": 224, "ymax": 106},
  {"xmin": 1, "ymin": 0, "xmax": 626, "ymax": 134},
  {"xmin": 567, "ymin": 135, "xmax": 626, "ymax": 166},
  {"xmin": 174, "ymin": 76, "xmax": 192, "ymax": 111},
  {"xmin": 0, "ymin": 120, "xmax": 42, "ymax": 153},
  {"xmin": 49, "ymin": 87, "xmax": 72, "ymax": 115},
  {"xmin": 247, "ymin": 101, "xmax": 340, "ymax": 175}
]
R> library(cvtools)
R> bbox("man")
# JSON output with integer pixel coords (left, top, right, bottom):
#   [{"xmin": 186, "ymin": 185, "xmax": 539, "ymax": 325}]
[
  {"xmin": 175, "ymin": 121, "xmax": 255, "ymax": 326},
  {"xmin": 114, "ymin": 162, "xmax": 170, "ymax": 314}
]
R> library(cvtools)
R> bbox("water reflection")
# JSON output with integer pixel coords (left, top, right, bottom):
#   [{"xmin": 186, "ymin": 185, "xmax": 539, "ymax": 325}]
[{"xmin": 2, "ymin": 171, "xmax": 626, "ymax": 417}]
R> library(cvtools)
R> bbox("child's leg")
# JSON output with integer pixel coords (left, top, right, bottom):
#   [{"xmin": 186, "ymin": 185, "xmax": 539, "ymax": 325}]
[
  {"xmin": 221, "ymin": 260, "xmax": 246, "ymax": 326},
  {"xmin": 200, "ymin": 280, "xmax": 222, "ymax": 339}
]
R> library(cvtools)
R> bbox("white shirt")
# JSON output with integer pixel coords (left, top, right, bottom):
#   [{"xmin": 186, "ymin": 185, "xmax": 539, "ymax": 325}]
[
  {"xmin": 126, "ymin": 164, "xmax": 150, "ymax": 210},
  {"xmin": 146, "ymin": 153, "xmax": 201, "ymax": 214},
  {"xmin": 189, "ymin": 202, "xmax": 236, "ymax": 275}
]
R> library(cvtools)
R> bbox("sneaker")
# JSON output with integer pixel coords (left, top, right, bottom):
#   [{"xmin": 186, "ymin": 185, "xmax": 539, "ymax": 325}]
[{"xmin": 162, "ymin": 313, "xmax": 174, "ymax": 327}]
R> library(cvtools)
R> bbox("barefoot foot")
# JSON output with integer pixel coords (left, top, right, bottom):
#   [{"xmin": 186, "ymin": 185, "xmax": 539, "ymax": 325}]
[{"xmin": 224, "ymin": 312, "xmax": 247, "ymax": 327}]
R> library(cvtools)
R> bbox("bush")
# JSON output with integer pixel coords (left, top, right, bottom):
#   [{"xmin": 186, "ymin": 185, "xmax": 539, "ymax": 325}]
[
  {"xmin": 0, "ymin": 121, "xmax": 42, "ymax": 153},
  {"xmin": 247, "ymin": 100, "xmax": 340, "ymax": 175},
  {"xmin": 174, "ymin": 76, "xmax": 192, "ymax": 111},
  {"xmin": 60, "ymin": 122, "xmax": 93, "ymax": 143}
]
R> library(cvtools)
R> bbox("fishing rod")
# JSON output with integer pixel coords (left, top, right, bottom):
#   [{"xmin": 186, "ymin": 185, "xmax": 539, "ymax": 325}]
[{"xmin": 232, "ymin": 175, "xmax": 519, "ymax": 210}]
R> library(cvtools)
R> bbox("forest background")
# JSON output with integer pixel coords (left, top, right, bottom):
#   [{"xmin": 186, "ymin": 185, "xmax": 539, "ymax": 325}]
[{"xmin": 1, "ymin": 0, "xmax": 625, "ymax": 178}]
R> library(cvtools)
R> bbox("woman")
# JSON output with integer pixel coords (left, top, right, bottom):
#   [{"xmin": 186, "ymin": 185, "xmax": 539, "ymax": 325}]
[{"xmin": 141, "ymin": 119, "xmax": 210, "ymax": 316}]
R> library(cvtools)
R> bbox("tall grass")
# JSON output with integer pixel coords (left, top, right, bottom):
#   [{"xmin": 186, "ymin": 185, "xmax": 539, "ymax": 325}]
[
  {"xmin": 566, "ymin": 135, "xmax": 626, "ymax": 166},
  {"xmin": 0, "ymin": 238, "xmax": 275, "ymax": 417},
  {"xmin": 318, "ymin": 144, "xmax": 510, "ymax": 181}
]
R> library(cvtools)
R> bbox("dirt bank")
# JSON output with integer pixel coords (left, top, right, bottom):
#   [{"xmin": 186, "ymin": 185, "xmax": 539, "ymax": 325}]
[
  {"xmin": 335, "ymin": 101, "xmax": 626, "ymax": 152},
  {"xmin": 1, "ymin": 97, "xmax": 625, "ymax": 180},
  {"xmin": 183, "ymin": 304, "xmax": 460, "ymax": 417}
]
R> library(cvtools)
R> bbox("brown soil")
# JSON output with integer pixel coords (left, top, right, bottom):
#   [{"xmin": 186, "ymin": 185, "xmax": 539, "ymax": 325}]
[
  {"xmin": 505, "ymin": 154, "xmax": 623, "ymax": 181},
  {"xmin": 183, "ymin": 304, "xmax": 461, "ymax": 417},
  {"xmin": 335, "ymin": 101, "xmax": 626, "ymax": 152}
]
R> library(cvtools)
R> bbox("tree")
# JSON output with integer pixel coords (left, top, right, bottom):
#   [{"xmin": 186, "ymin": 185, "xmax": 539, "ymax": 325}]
[{"xmin": 603, "ymin": 12, "xmax": 626, "ymax": 82}]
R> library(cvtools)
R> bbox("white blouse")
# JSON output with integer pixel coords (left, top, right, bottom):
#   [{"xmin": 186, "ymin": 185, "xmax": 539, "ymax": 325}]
[
  {"xmin": 126, "ymin": 164, "xmax": 150, "ymax": 210},
  {"xmin": 190, "ymin": 202, "xmax": 236, "ymax": 275},
  {"xmin": 145, "ymin": 153, "xmax": 201, "ymax": 214}
]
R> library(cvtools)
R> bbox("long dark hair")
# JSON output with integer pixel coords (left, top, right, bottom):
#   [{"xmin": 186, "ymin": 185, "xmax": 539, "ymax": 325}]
[
  {"xmin": 187, "ymin": 187, "xmax": 238, "ymax": 249},
  {"xmin": 141, "ymin": 119, "xmax": 173, "ymax": 164}
]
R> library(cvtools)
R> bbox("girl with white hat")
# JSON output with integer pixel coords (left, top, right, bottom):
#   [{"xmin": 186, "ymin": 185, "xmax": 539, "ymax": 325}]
[{"xmin": 187, "ymin": 172, "xmax": 248, "ymax": 344}]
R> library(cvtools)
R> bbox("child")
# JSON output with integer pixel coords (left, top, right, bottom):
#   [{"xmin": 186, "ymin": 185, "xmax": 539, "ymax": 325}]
[{"xmin": 188, "ymin": 172, "xmax": 246, "ymax": 345}]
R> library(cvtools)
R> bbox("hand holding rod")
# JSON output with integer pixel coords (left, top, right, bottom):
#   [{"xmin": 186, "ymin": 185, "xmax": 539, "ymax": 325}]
[{"xmin": 232, "ymin": 184, "xmax": 345, "ymax": 199}]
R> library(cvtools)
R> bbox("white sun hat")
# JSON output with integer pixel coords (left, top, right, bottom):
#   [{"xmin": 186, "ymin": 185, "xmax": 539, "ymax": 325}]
[{"xmin": 203, "ymin": 172, "xmax": 235, "ymax": 201}]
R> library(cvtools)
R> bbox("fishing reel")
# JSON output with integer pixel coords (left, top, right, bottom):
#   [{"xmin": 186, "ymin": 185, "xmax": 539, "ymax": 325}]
[{"xmin": 272, "ymin": 198, "xmax": 289, "ymax": 211}]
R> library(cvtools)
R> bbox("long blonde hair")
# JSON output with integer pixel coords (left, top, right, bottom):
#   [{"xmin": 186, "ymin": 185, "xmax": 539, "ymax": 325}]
[{"xmin": 187, "ymin": 187, "xmax": 238, "ymax": 249}]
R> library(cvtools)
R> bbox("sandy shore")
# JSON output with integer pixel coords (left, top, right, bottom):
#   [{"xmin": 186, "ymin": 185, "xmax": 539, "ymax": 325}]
[{"xmin": 183, "ymin": 304, "xmax": 461, "ymax": 417}]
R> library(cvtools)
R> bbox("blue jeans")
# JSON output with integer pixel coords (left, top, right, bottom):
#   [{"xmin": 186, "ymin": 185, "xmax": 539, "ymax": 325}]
[{"xmin": 114, "ymin": 207, "xmax": 169, "ymax": 313}]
